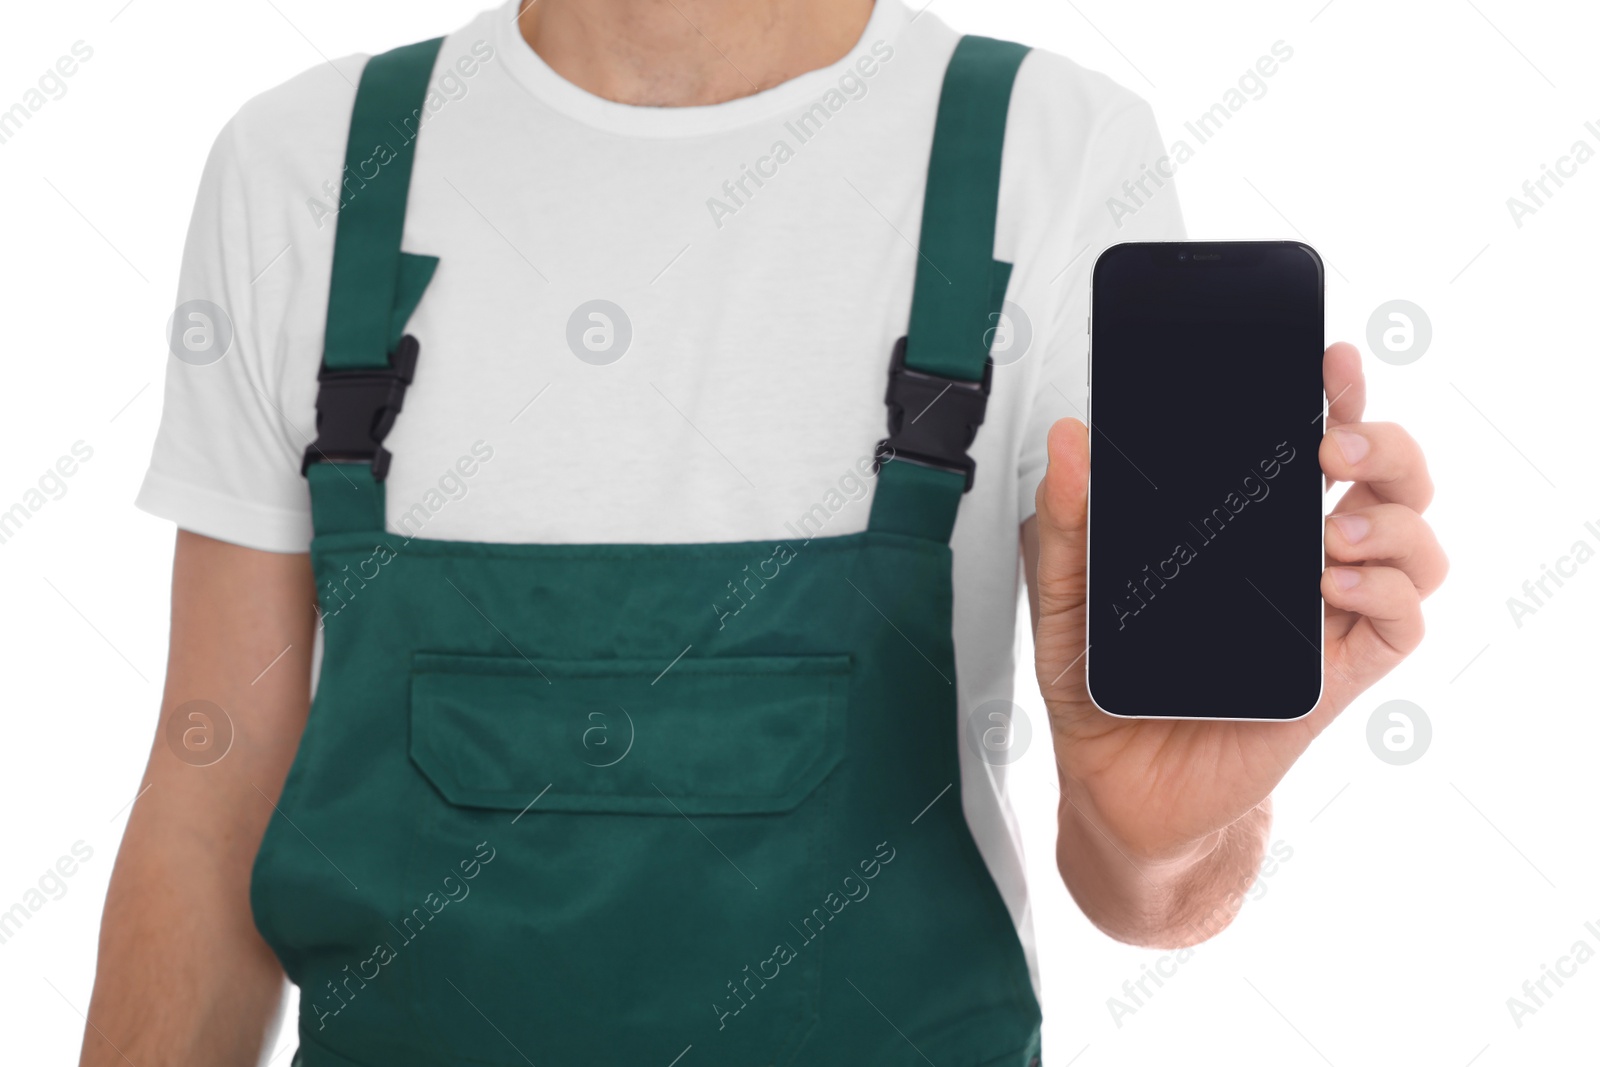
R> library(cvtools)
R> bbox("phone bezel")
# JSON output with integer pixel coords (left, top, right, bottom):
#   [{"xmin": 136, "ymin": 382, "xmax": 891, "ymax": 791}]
[{"xmin": 1084, "ymin": 240, "xmax": 1326, "ymax": 722}]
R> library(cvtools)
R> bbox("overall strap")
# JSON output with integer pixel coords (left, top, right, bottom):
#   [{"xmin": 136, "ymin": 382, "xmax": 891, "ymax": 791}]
[
  {"xmin": 868, "ymin": 35, "xmax": 1029, "ymax": 543},
  {"xmin": 304, "ymin": 37, "xmax": 444, "ymax": 538}
]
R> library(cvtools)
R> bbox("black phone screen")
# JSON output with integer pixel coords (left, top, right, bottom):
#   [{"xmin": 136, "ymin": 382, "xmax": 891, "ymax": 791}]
[{"xmin": 1086, "ymin": 242, "xmax": 1324, "ymax": 719}]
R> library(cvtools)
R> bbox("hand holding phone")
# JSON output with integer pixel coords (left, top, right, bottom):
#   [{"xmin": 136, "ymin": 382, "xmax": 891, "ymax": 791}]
[{"xmin": 1026, "ymin": 293, "xmax": 1443, "ymax": 918}]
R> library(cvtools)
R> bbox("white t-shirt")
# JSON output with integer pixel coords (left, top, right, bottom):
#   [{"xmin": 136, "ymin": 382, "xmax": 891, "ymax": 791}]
[{"xmin": 138, "ymin": 0, "xmax": 1184, "ymax": 992}]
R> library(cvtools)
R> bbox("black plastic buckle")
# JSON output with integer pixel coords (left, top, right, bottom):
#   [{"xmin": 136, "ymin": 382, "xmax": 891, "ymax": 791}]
[
  {"xmin": 301, "ymin": 335, "xmax": 420, "ymax": 481},
  {"xmin": 875, "ymin": 335, "xmax": 991, "ymax": 492}
]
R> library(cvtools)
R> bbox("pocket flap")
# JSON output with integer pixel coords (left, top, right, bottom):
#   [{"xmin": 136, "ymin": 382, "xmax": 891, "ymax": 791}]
[{"xmin": 409, "ymin": 653, "xmax": 850, "ymax": 815}]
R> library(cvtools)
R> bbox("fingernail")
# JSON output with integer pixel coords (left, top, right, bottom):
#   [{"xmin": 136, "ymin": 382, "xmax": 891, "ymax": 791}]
[
  {"xmin": 1331, "ymin": 514, "xmax": 1371, "ymax": 544},
  {"xmin": 1333, "ymin": 429, "xmax": 1369, "ymax": 464},
  {"xmin": 1331, "ymin": 567, "xmax": 1362, "ymax": 590}
]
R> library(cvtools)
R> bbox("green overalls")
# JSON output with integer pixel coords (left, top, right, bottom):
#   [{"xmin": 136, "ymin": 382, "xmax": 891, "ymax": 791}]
[{"xmin": 251, "ymin": 33, "xmax": 1043, "ymax": 1067}]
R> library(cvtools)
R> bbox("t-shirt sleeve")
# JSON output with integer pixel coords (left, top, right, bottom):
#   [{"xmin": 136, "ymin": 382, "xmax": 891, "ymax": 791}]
[
  {"xmin": 1015, "ymin": 98, "xmax": 1187, "ymax": 524},
  {"xmin": 135, "ymin": 118, "xmax": 316, "ymax": 553}
]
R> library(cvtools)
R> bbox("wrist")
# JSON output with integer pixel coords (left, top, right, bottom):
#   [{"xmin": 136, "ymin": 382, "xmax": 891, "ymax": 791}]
[{"xmin": 1056, "ymin": 788, "xmax": 1271, "ymax": 948}]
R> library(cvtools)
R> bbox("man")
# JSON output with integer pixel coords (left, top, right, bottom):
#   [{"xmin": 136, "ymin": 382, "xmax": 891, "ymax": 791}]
[{"xmin": 82, "ymin": 0, "xmax": 1445, "ymax": 1064}]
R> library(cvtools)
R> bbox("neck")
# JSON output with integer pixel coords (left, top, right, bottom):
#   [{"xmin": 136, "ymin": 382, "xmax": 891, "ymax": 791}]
[{"xmin": 516, "ymin": 0, "xmax": 876, "ymax": 107}]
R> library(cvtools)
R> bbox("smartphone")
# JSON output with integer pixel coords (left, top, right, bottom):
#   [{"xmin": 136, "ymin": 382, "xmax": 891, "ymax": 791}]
[{"xmin": 1086, "ymin": 241, "xmax": 1324, "ymax": 720}]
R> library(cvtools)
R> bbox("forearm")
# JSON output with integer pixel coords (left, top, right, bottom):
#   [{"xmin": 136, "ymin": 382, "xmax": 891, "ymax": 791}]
[
  {"xmin": 83, "ymin": 802, "xmax": 287, "ymax": 1066},
  {"xmin": 1055, "ymin": 787, "xmax": 1271, "ymax": 949}
]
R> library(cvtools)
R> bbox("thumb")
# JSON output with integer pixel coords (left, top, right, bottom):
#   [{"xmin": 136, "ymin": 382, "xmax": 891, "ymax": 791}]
[{"xmin": 1034, "ymin": 417, "xmax": 1090, "ymax": 614}]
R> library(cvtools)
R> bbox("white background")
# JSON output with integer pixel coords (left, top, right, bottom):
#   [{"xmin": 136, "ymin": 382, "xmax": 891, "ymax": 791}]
[{"xmin": 2, "ymin": 1, "xmax": 1597, "ymax": 1064}]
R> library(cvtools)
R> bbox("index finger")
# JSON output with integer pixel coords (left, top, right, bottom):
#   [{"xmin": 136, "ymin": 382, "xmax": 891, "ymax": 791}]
[{"xmin": 1323, "ymin": 341, "xmax": 1366, "ymax": 427}]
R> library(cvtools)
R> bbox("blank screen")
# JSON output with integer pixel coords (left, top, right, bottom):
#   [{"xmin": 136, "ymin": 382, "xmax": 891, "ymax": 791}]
[{"xmin": 1086, "ymin": 242, "xmax": 1324, "ymax": 719}]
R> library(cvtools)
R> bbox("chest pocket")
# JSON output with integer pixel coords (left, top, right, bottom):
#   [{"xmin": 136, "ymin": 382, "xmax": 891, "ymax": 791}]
[
  {"xmin": 403, "ymin": 651, "xmax": 851, "ymax": 1065},
  {"xmin": 410, "ymin": 652, "xmax": 849, "ymax": 813}
]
